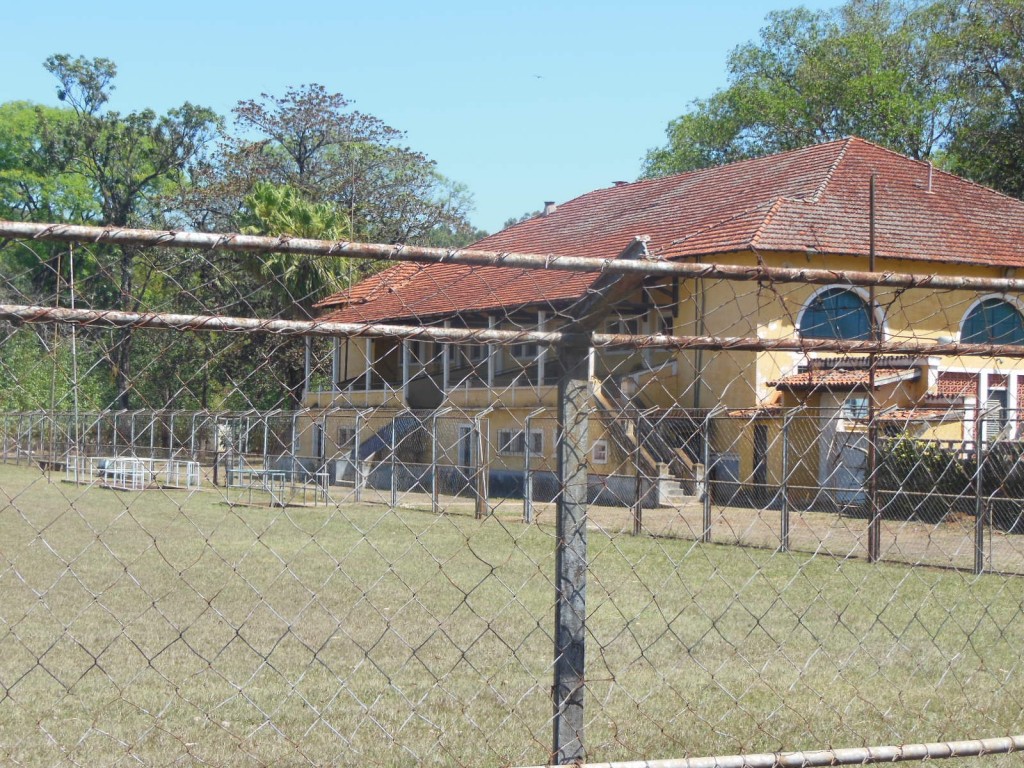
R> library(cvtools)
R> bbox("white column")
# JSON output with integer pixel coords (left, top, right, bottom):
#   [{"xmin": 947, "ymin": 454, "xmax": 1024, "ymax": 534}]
[
  {"xmin": 332, "ymin": 338, "xmax": 341, "ymax": 392},
  {"xmin": 977, "ymin": 370, "xmax": 990, "ymax": 444},
  {"xmin": 487, "ymin": 315, "xmax": 496, "ymax": 388},
  {"xmin": 364, "ymin": 339, "xmax": 372, "ymax": 392},
  {"xmin": 303, "ymin": 336, "xmax": 312, "ymax": 396},
  {"xmin": 442, "ymin": 321, "xmax": 451, "ymax": 392},
  {"xmin": 965, "ymin": 396, "xmax": 977, "ymax": 443},
  {"xmin": 1010, "ymin": 373, "xmax": 1019, "ymax": 439},
  {"xmin": 537, "ymin": 311, "xmax": 547, "ymax": 387},
  {"xmin": 402, "ymin": 339, "xmax": 411, "ymax": 403}
]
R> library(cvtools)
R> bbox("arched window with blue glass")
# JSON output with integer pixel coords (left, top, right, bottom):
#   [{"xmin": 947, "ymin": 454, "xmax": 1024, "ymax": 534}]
[
  {"xmin": 798, "ymin": 287, "xmax": 873, "ymax": 340},
  {"xmin": 961, "ymin": 297, "xmax": 1024, "ymax": 345}
]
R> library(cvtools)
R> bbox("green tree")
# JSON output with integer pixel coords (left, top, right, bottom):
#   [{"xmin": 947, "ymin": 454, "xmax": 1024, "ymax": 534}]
[
  {"xmin": 38, "ymin": 54, "xmax": 219, "ymax": 409},
  {"xmin": 212, "ymin": 85, "xmax": 474, "ymax": 245},
  {"xmin": 236, "ymin": 182, "xmax": 352, "ymax": 406},
  {"xmin": 642, "ymin": 1, "xmax": 962, "ymax": 176},
  {"xmin": 238, "ymin": 181, "xmax": 350, "ymax": 318},
  {"xmin": 945, "ymin": 0, "xmax": 1024, "ymax": 197}
]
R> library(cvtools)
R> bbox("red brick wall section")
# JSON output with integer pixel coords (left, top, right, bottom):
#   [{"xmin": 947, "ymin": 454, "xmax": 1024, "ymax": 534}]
[{"xmin": 936, "ymin": 371, "xmax": 977, "ymax": 398}]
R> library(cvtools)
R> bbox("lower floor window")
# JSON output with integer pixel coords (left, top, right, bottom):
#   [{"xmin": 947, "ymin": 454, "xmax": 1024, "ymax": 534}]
[{"xmin": 497, "ymin": 428, "xmax": 544, "ymax": 456}]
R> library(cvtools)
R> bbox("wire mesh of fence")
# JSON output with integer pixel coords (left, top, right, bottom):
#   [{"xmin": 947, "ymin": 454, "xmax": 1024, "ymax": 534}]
[{"xmin": 2, "ymin": 208, "xmax": 1024, "ymax": 768}]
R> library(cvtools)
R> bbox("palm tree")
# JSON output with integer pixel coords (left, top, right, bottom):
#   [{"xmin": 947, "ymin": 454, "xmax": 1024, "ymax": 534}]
[{"xmin": 238, "ymin": 182, "xmax": 350, "ymax": 319}]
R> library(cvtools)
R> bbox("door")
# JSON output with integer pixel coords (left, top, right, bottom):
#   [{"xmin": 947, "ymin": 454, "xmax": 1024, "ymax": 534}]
[
  {"xmin": 982, "ymin": 388, "xmax": 1008, "ymax": 444},
  {"xmin": 819, "ymin": 393, "xmax": 867, "ymax": 505}
]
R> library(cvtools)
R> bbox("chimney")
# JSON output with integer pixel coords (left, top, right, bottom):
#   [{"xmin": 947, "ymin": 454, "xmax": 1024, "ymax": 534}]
[
  {"xmin": 543, "ymin": 201, "xmax": 557, "ymax": 216},
  {"xmin": 612, "ymin": 181, "xmax": 628, "ymax": 187}
]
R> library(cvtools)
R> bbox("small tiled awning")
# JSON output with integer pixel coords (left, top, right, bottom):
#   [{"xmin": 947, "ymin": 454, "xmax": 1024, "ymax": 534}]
[
  {"xmin": 768, "ymin": 367, "xmax": 920, "ymax": 391},
  {"xmin": 726, "ymin": 406, "xmax": 784, "ymax": 419},
  {"xmin": 878, "ymin": 407, "xmax": 964, "ymax": 422}
]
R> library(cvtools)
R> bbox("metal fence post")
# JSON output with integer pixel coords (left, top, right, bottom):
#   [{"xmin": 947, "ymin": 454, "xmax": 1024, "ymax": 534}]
[
  {"xmin": 975, "ymin": 432, "xmax": 987, "ymax": 575},
  {"xmin": 431, "ymin": 410, "xmax": 440, "ymax": 514},
  {"xmin": 781, "ymin": 409, "xmax": 792, "ymax": 552},
  {"xmin": 390, "ymin": 413, "xmax": 398, "ymax": 509},
  {"xmin": 354, "ymin": 411, "xmax": 363, "ymax": 503},
  {"xmin": 552, "ymin": 333, "xmax": 590, "ymax": 764},
  {"xmin": 632, "ymin": 407, "xmax": 643, "ymax": 535},
  {"xmin": 702, "ymin": 411, "xmax": 713, "ymax": 543},
  {"xmin": 473, "ymin": 415, "xmax": 488, "ymax": 519},
  {"xmin": 523, "ymin": 412, "xmax": 534, "ymax": 524}
]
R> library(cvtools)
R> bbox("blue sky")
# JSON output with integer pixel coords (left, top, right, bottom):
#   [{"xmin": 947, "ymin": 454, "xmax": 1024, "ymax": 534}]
[{"xmin": 2, "ymin": 0, "xmax": 837, "ymax": 233}]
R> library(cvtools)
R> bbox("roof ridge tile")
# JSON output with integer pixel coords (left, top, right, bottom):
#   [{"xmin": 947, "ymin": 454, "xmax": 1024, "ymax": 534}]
[{"xmin": 808, "ymin": 136, "xmax": 854, "ymax": 202}]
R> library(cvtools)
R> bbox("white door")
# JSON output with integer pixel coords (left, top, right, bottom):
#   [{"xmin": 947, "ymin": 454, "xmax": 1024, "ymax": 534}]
[{"xmin": 819, "ymin": 393, "xmax": 867, "ymax": 504}]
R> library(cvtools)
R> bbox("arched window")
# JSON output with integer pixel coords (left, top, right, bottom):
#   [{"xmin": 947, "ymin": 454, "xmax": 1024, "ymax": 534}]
[
  {"xmin": 798, "ymin": 287, "xmax": 872, "ymax": 340},
  {"xmin": 961, "ymin": 298, "xmax": 1024, "ymax": 344}
]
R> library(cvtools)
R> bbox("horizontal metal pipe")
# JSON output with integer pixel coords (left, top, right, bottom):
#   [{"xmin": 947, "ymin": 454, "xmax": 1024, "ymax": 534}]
[
  {"xmin": 0, "ymin": 304, "xmax": 563, "ymax": 346},
  {"xmin": 6, "ymin": 219, "xmax": 1024, "ymax": 293},
  {"xmin": 519, "ymin": 734, "xmax": 1024, "ymax": 768},
  {"xmin": 7, "ymin": 303, "xmax": 1024, "ymax": 358}
]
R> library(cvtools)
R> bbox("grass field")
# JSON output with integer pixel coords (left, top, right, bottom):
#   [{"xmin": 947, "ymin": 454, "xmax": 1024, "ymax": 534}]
[{"xmin": 1, "ymin": 461, "xmax": 1023, "ymax": 767}]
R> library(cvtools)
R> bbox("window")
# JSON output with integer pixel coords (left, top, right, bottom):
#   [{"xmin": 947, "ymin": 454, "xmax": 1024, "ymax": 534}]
[
  {"xmin": 843, "ymin": 396, "xmax": 870, "ymax": 420},
  {"xmin": 982, "ymin": 389, "xmax": 1009, "ymax": 443},
  {"xmin": 410, "ymin": 340, "xmax": 433, "ymax": 363},
  {"xmin": 799, "ymin": 287, "xmax": 872, "ymax": 340},
  {"xmin": 591, "ymin": 440, "xmax": 609, "ymax": 464},
  {"xmin": 312, "ymin": 423, "xmax": 324, "ymax": 458},
  {"xmin": 606, "ymin": 315, "xmax": 643, "ymax": 336},
  {"xmin": 497, "ymin": 429, "xmax": 544, "ymax": 456},
  {"xmin": 606, "ymin": 314, "xmax": 644, "ymax": 355},
  {"xmin": 457, "ymin": 343, "xmax": 487, "ymax": 364},
  {"xmin": 511, "ymin": 342, "xmax": 539, "ymax": 360},
  {"xmin": 337, "ymin": 427, "xmax": 356, "ymax": 448},
  {"xmin": 656, "ymin": 311, "xmax": 674, "ymax": 335},
  {"xmin": 961, "ymin": 298, "xmax": 1024, "ymax": 345}
]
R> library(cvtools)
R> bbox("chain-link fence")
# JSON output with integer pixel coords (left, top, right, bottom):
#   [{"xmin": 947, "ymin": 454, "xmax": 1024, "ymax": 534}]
[{"xmin": 1, "ymin": 220, "xmax": 1024, "ymax": 766}]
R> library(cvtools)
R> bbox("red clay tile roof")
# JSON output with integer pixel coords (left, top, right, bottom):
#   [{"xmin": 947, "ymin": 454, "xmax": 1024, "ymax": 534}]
[
  {"xmin": 726, "ymin": 406, "xmax": 785, "ymax": 419},
  {"xmin": 879, "ymin": 408, "xmax": 964, "ymax": 422},
  {"xmin": 767, "ymin": 367, "xmax": 920, "ymax": 390},
  {"xmin": 320, "ymin": 137, "xmax": 1024, "ymax": 323}
]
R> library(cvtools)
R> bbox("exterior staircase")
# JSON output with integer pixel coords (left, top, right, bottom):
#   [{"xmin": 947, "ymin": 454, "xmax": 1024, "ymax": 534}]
[{"xmin": 593, "ymin": 379, "xmax": 705, "ymax": 505}]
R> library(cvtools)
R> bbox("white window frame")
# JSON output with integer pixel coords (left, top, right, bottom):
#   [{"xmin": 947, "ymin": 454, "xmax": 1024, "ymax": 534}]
[
  {"xmin": 591, "ymin": 439, "xmax": 609, "ymax": 464},
  {"xmin": 497, "ymin": 428, "xmax": 544, "ymax": 456}
]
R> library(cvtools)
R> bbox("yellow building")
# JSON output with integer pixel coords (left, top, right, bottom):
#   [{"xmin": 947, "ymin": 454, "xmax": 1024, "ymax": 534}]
[{"xmin": 300, "ymin": 137, "xmax": 1024, "ymax": 509}]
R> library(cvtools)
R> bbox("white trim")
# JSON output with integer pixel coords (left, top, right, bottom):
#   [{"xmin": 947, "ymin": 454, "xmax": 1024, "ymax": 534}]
[
  {"xmin": 796, "ymin": 284, "xmax": 887, "ymax": 341},
  {"xmin": 487, "ymin": 315, "xmax": 496, "ymax": 387},
  {"xmin": 538, "ymin": 311, "xmax": 547, "ymax": 386},
  {"xmin": 332, "ymin": 338, "xmax": 341, "ymax": 392},
  {"xmin": 364, "ymin": 339, "xmax": 372, "ymax": 392},
  {"xmin": 1009, "ymin": 373, "xmax": 1019, "ymax": 439},
  {"xmin": 303, "ymin": 336, "xmax": 312, "ymax": 395},
  {"xmin": 591, "ymin": 439, "xmax": 609, "ymax": 465},
  {"xmin": 442, "ymin": 321, "xmax": 451, "ymax": 391},
  {"xmin": 496, "ymin": 428, "xmax": 545, "ymax": 456},
  {"xmin": 456, "ymin": 423, "xmax": 473, "ymax": 467},
  {"xmin": 402, "ymin": 339, "xmax": 411, "ymax": 403},
  {"xmin": 957, "ymin": 293, "xmax": 1024, "ymax": 343}
]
